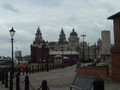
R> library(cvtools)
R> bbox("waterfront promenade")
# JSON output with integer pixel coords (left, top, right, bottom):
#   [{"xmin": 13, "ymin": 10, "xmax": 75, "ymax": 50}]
[{"xmin": 0, "ymin": 65, "xmax": 120, "ymax": 90}]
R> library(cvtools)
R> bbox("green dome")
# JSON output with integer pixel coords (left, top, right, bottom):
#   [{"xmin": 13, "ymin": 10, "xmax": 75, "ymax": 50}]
[{"xmin": 70, "ymin": 28, "xmax": 78, "ymax": 36}]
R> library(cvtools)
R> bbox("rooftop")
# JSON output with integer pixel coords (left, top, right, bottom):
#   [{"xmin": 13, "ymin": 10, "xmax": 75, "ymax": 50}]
[
  {"xmin": 108, "ymin": 12, "xmax": 120, "ymax": 19},
  {"xmin": 49, "ymin": 51, "xmax": 79, "ymax": 55}
]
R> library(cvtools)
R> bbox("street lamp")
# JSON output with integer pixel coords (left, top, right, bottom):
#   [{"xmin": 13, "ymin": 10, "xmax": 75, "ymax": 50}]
[
  {"xmin": 94, "ymin": 43, "xmax": 97, "ymax": 59},
  {"xmin": 70, "ymin": 48, "xmax": 72, "ymax": 66},
  {"xmin": 9, "ymin": 27, "xmax": 15, "ymax": 90},
  {"xmin": 42, "ymin": 41, "xmax": 49, "ymax": 72},
  {"xmin": 61, "ymin": 46, "xmax": 64, "ymax": 68},
  {"xmin": 9, "ymin": 27, "xmax": 15, "ymax": 74},
  {"xmin": 81, "ymin": 34, "xmax": 86, "ymax": 62},
  {"xmin": 45, "ymin": 41, "xmax": 49, "ymax": 72},
  {"xmin": 41, "ymin": 41, "xmax": 45, "ymax": 71},
  {"xmin": 88, "ymin": 42, "xmax": 90, "ymax": 60}
]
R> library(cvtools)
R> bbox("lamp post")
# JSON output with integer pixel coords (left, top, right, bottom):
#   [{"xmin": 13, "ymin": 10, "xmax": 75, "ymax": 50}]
[
  {"xmin": 70, "ymin": 48, "xmax": 72, "ymax": 66},
  {"xmin": 81, "ymin": 35, "xmax": 86, "ymax": 62},
  {"xmin": 94, "ymin": 43, "xmax": 97, "ymax": 59},
  {"xmin": 9, "ymin": 27, "xmax": 15, "ymax": 74},
  {"xmin": 88, "ymin": 42, "xmax": 90, "ymax": 60},
  {"xmin": 9, "ymin": 27, "xmax": 15, "ymax": 90},
  {"xmin": 45, "ymin": 41, "xmax": 49, "ymax": 72},
  {"xmin": 42, "ymin": 41, "xmax": 49, "ymax": 72},
  {"xmin": 41, "ymin": 41, "xmax": 45, "ymax": 71},
  {"xmin": 76, "ymin": 47, "xmax": 80, "ymax": 62},
  {"xmin": 61, "ymin": 46, "xmax": 64, "ymax": 68}
]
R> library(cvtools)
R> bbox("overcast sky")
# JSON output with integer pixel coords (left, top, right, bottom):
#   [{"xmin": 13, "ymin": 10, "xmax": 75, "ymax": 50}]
[{"xmin": 0, "ymin": 0, "xmax": 119, "ymax": 57}]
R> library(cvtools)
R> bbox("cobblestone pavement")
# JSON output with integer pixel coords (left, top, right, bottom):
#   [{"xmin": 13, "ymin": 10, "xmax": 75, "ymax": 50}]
[
  {"xmin": 0, "ymin": 65, "xmax": 76, "ymax": 90},
  {"xmin": 0, "ymin": 65, "xmax": 120, "ymax": 90}
]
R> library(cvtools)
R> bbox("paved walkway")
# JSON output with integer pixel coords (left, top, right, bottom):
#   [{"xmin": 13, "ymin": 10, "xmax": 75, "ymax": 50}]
[{"xmin": 0, "ymin": 65, "xmax": 120, "ymax": 90}]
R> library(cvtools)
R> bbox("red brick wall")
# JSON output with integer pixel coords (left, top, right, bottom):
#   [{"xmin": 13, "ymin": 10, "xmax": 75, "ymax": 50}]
[
  {"xmin": 30, "ymin": 45, "xmax": 49, "ymax": 63},
  {"xmin": 75, "ymin": 66, "xmax": 108, "ymax": 79},
  {"xmin": 108, "ymin": 13, "xmax": 120, "ymax": 82},
  {"xmin": 111, "ymin": 51, "xmax": 120, "ymax": 82},
  {"xmin": 114, "ymin": 18, "xmax": 120, "ymax": 48}
]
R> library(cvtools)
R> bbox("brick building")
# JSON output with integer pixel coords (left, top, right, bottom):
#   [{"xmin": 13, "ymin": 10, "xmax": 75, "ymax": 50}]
[
  {"xmin": 108, "ymin": 12, "xmax": 120, "ymax": 82},
  {"xmin": 30, "ymin": 26, "xmax": 49, "ymax": 63}
]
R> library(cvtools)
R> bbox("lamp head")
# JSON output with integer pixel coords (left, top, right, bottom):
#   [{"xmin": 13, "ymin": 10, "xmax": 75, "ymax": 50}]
[{"xmin": 9, "ymin": 27, "xmax": 15, "ymax": 37}]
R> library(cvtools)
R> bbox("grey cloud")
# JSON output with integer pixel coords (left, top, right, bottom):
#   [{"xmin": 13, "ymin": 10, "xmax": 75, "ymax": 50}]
[
  {"xmin": 0, "ymin": 0, "xmax": 119, "ymax": 56},
  {"xmin": 67, "ymin": 15, "xmax": 78, "ymax": 23},
  {"xmin": 2, "ymin": 3, "xmax": 19, "ymax": 13},
  {"xmin": 28, "ymin": 0, "xmax": 62, "ymax": 7}
]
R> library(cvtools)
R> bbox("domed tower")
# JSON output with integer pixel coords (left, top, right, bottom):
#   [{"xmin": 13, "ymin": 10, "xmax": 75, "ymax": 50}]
[
  {"xmin": 58, "ymin": 27, "xmax": 67, "ymax": 45},
  {"xmin": 33, "ymin": 26, "xmax": 44, "ymax": 45},
  {"xmin": 30, "ymin": 26, "xmax": 47, "ymax": 63},
  {"xmin": 68, "ymin": 28, "xmax": 79, "ymax": 46}
]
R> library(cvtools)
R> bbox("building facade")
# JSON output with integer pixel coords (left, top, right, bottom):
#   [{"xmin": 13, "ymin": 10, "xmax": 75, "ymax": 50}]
[
  {"xmin": 30, "ymin": 26, "xmax": 103, "ymax": 63},
  {"xmin": 30, "ymin": 26, "xmax": 49, "ymax": 63},
  {"xmin": 108, "ymin": 12, "xmax": 120, "ymax": 82}
]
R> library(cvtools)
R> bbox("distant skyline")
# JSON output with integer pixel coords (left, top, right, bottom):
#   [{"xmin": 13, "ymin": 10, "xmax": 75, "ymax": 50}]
[{"xmin": 0, "ymin": 0, "xmax": 119, "ymax": 56}]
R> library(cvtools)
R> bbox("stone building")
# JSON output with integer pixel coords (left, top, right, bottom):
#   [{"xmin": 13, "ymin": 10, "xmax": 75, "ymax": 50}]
[
  {"xmin": 100, "ymin": 30, "xmax": 111, "ymax": 63},
  {"xmin": 30, "ymin": 26, "xmax": 101, "ymax": 63},
  {"xmin": 15, "ymin": 50, "xmax": 22, "ymax": 61},
  {"xmin": 79, "ymin": 42, "xmax": 100, "ymax": 61},
  {"xmin": 68, "ymin": 28, "xmax": 79, "ymax": 47},
  {"xmin": 49, "ymin": 28, "xmax": 80, "ymax": 63}
]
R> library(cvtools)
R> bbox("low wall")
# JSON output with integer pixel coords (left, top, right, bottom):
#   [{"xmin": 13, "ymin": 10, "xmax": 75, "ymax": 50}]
[{"xmin": 75, "ymin": 66, "xmax": 108, "ymax": 79}]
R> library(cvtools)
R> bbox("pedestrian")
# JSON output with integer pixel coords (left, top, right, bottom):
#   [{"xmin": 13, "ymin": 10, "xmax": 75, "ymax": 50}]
[
  {"xmin": 76, "ymin": 61, "xmax": 81, "ymax": 68},
  {"xmin": 93, "ymin": 58, "xmax": 97, "ymax": 66}
]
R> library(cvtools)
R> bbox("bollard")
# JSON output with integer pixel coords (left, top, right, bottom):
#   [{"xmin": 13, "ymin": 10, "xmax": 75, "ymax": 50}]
[
  {"xmin": 5, "ymin": 72, "xmax": 8, "ymax": 88},
  {"xmin": 18, "ymin": 70, "xmax": 20, "ymax": 76},
  {"xmin": 10, "ymin": 72, "xmax": 13, "ymax": 90},
  {"xmin": 0, "ymin": 68, "xmax": 1, "ymax": 81},
  {"xmin": 25, "ymin": 75, "xmax": 29, "ymax": 90},
  {"xmin": 32, "ymin": 66, "xmax": 34, "ymax": 73},
  {"xmin": 2, "ymin": 72, "xmax": 5, "ymax": 84},
  {"xmin": 34, "ymin": 67, "xmax": 36, "ymax": 73},
  {"xmin": 46, "ymin": 64, "xmax": 49, "ymax": 72},
  {"xmin": 41, "ymin": 80, "xmax": 49, "ymax": 90},
  {"xmin": 0, "ymin": 72, "xmax": 1, "ymax": 81},
  {"xmin": 16, "ymin": 72, "xmax": 20, "ymax": 90},
  {"xmin": 29, "ymin": 67, "xmax": 31, "ymax": 74},
  {"xmin": 93, "ymin": 79, "xmax": 104, "ymax": 90},
  {"xmin": 25, "ymin": 66, "xmax": 28, "ymax": 75},
  {"xmin": 42, "ymin": 65, "xmax": 44, "ymax": 72},
  {"xmin": 23, "ymin": 68, "xmax": 25, "ymax": 75},
  {"xmin": 37, "ymin": 65, "xmax": 39, "ymax": 72}
]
